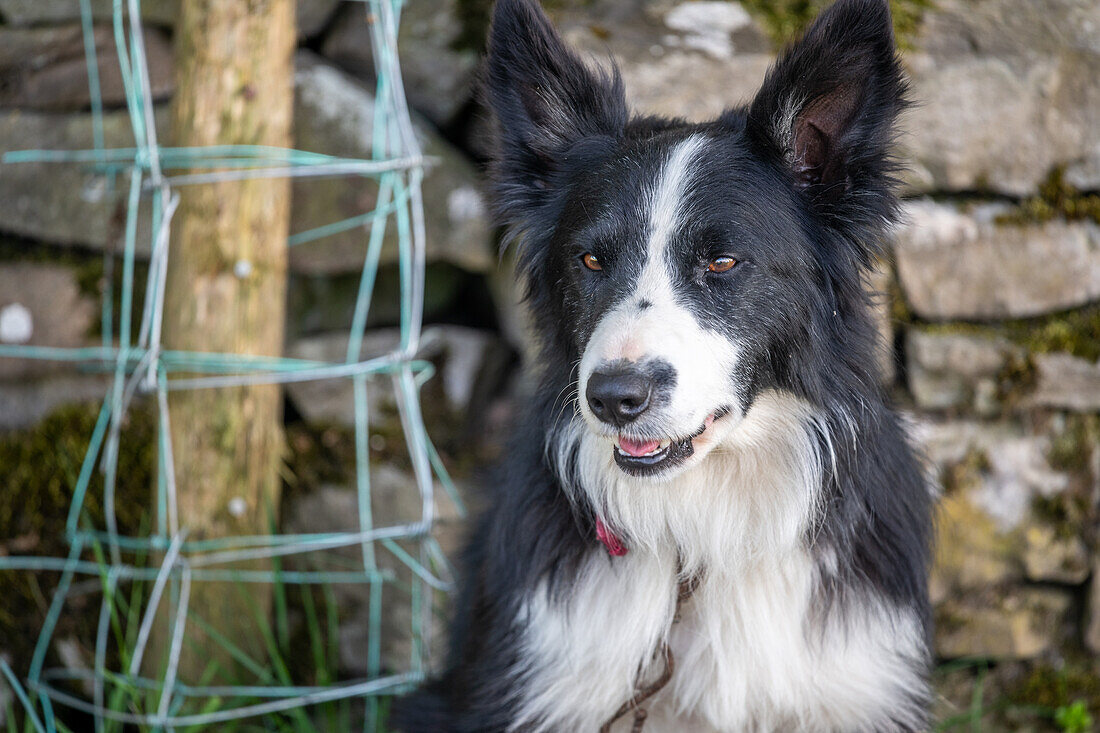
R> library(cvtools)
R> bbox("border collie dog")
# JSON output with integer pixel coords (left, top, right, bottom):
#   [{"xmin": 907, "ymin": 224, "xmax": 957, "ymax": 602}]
[{"xmin": 395, "ymin": 0, "xmax": 932, "ymax": 730}]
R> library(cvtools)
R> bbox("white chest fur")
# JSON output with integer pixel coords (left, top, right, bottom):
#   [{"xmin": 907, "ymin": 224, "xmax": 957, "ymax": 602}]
[{"xmin": 513, "ymin": 548, "xmax": 926, "ymax": 733}]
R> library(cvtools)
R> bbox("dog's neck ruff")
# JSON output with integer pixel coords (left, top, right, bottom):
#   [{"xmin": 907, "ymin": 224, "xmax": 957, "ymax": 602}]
[{"xmin": 555, "ymin": 390, "xmax": 829, "ymax": 577}]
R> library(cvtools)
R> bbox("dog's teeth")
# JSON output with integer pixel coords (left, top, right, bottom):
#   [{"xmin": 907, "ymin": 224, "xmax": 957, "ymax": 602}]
[{"xmin": 616, "ymin": 440, "xmax": 668, "ymax": 458}]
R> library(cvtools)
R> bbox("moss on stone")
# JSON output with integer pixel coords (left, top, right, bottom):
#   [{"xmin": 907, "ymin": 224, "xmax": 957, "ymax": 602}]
[
  {"xmin": 1047, "ymin": 415, "xmax": 1100, "ymax": 476},
  {"xmin": 996, "ymin": 168, "xmax": 1100, "ymax": 226},
  {"xmin": 1009, "ymin": 663, "xmax": 1100, "ymax": 718},
  {"xmin": 993, "ymin": 351, "xmax": 1038, "ymax": 407},
  {"xmin": 0, "ymin": 401, "xmax": 156, "ymax": 672},
  {"xmin": 1030, "ymin": 489, "xmax": 1092, "ymax": 542},
  {"xmin": 738, "ymin": 0, "xmax": 818, "ymax": 44},
  {"xmin": 740, "ymin": 0, "xmax": 933, "ymax": 48},
  {"xmin": 1002, "ymin": 307, "xmax": 1100, "ymax": 363},
  {"xmin": 918, "ymin": 305, "xmax": 1100, "ymax": 363},
  {"xmin": 940, "ymin": 447, "xmax": 991, "ymax": 496},
  {"xmin": 451, "ymin": 0, "xmax": 933, "ymax": 55},
  {"xmin": 1039, "ymin": 415, "xmax": 1100, "ymax": 543}
]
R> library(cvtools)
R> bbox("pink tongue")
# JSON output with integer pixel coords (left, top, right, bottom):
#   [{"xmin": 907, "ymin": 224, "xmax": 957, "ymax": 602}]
[{"xmin": 618, "ymin": 436, "xmax": 660, "ymax": 457}]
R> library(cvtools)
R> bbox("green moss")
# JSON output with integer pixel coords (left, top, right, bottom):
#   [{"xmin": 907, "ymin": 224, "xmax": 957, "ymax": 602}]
[
  {"xmin": 1009, "ymin": 663, "xmax": 1100, "ymax": 716},
  {"xmin": 996, "ymin": 168, "xmax": 1100, "ymax": 226},
  {"xmin": 940, "ymin": 447, "xmax": 991, "ymax": 495},
  {"xmin": 452, "ymin": 0, "xmax": 933, "ymax": 54},
  {"xmin": 739, "ymin": 0, "xmax": 818, "ymax": 44},
  {"xmin": 887, "ymin": 0, "xmax": 933, "ymax": 45},
  {"xmin": 918, "ymin": 320, "xmax": 988, "ymax": 338},
  {"xmin": 1030, "ymin": 489, "xmax": 1091, "ymax": 539},
  {"xmin": 0, "ymin": 401, "xmax": 156, "ymax": 673},
  {"xmin": 1056, "ymin": 701, "xmax": 1095, "ymax": 733},
  {"xmin": 993, "ymin": 351, "xmax": 1038, "ymax": 407},
  {"xmin": 931, "ymin": 603, "xmax": 969, "ymax": 635},
  {"xmin": 740, "ymin": 0, "xmax": 934, "ymax": 48},
  {"xmin": 1047, "ymin": 415, "xmax": 1100, "ymax": 476},
  {"xmin": 918, "ymin": 304, "xmax": 1100, "ymax": 363},
  {"xmin": 1002, "ymin": 307, "xmax": 1100, "ymax": 363}
]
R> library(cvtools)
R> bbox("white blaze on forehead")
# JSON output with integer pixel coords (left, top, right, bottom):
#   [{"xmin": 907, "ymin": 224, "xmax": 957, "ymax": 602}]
[
  {"xmin": 607, "ymin": 134, "xmax": 708, "ymax": 361},
  {"xmin": 645, "ymin": 134, "xmax": 707, "ymax": 272}
]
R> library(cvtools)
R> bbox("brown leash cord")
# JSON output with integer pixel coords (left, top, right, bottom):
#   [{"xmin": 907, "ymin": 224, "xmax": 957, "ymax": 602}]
[{"xmin": 597, "ymin": 576, "xmax": 698, "ymax": 733}]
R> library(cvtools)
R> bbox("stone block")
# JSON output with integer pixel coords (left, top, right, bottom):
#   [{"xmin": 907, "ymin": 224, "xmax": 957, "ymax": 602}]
[
  {"xmin": 559, "ymin": 0, "xmax": 774, "ymax": 123},
  {"xmin": 900, "ymin": 0, "xmax": 1100, "ymax": 195},
  {"xmin": 906, "ymin": 330, "xmax": 1020, "ymax": 414},
  {"xmin": 1027, "ymin": 352, "xmax": 1100, "ymax": 412},
  {"xmin": 906, "ymin": 328, "xmax": 1100, "ymax": 415},
  {"xmin": 0, "ymin": 25, "xmax": 173, "ymax": 111},
  {"xmin": 866, "ymin": 259, "xmax": 896, "ymax": 384},
  {"xmin": 0, "ymin": 54, "xmax": 493, "ymax": 277},
  {"xmin": 0, "ymin": 108, "xmax": 163, "ymax": 251},
  {"xmin": 282, "ymin": 468, "xmax": 468, "ymax": 674},
  {"xmin": 935, "ymin": 588, "xmax": 1072, "ymax": 660},
  {"xmin": 0, "ymin": 0, "xmax": 178, "ymax": 27},
  {"xmin": 1021, "ymin": 523, "xmax": 1089, "ymax": 584},
  {"xmin": 895, "ymin": 200, "xmax": 1100, "ymax": 320},
  {"xmin": 297, "ymin": 0, "xmax": 339, "ymax": 39}
]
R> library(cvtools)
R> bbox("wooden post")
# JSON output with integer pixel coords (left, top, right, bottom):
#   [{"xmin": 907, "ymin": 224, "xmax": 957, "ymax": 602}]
[{"xmin": 161, "ymin": 0, "xmax": 295, "ymax": 679}]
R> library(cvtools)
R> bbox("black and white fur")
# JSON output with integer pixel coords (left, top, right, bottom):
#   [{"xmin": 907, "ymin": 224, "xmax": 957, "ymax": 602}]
[{"xmin": 393, "ymin": 0, "xmax": 933, "ymax": 730}]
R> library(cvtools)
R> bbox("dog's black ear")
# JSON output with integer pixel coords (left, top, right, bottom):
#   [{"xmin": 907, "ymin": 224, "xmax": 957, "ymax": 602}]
[
  {"xmin": 485, "ymin": 0, "xmax": 627, "ymax": 218},
  {"xmin": 747, "ymin": 0, "xmax": 907, "ymax": 240}
]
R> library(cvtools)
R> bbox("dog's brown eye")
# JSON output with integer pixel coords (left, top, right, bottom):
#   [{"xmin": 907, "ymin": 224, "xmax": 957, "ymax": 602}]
[
  {"xmin": 582, "ymin": 253, "xmax": 602, "ymax": 271},
  {"xmin": 708, "ymin": 256, "xmax": 738, "ymax": 273}
]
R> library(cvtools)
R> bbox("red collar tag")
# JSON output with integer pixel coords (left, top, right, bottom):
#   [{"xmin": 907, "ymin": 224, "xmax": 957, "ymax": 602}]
[{"xmin": 595, "ymin": 518, "xmax": 628, "ymax": 556}]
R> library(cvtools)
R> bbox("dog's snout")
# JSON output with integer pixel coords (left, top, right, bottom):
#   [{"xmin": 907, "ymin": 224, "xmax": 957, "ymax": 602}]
[{"xmin": 586, "ymin": 369, "xmax": 653, "ymax": 426}]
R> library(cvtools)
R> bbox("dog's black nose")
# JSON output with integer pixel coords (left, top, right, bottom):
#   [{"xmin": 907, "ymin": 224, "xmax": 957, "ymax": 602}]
[{"xmin": 586, "ymin": 369, "xmax": 653, "ymax": 426}]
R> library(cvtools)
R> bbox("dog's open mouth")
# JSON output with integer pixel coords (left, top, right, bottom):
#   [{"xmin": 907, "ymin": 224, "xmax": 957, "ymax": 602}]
[{"xmin": 613, "ymin": 408, "xmax": 729, "ymax": 476}]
